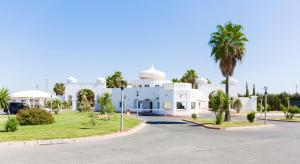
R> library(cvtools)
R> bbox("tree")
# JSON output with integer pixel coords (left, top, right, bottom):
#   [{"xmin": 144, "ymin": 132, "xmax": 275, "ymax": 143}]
[
  {"xmin": 209, "ymin": 90, "xmax": 230, "ymax": 125},
  {"xmin": 233, "ymin": 98, "xmax": 243, "ymax": 113},
  {"xmin": 252, "ymin": 84, "xmax": 256, "ymax": 95},
  {"xmin": 77, "ymin": 95, "xmax": 92, "ymax": 112},
  {"xmin": 246, "ymin": 82, "xmax": 249, "ymax": 97},
  {"xmin": 280, "ymin": 104, "xmax": 300, "ymax": 119},
  {"xmin": 180, "ymin": 69, "xmax": 199, "ymax": 89},
  {"xmin": 98, "ymin": 93, "xmax": 115, "ymax": 120},
  {"xmin": 77, "ymin": 89, "xmax": 95, "ymax": 107},
  {"xmin": 106, "ymin": 71, "xmax": 128, "ymax": 88},
  {"xmin": 221, "ymin": 80, "xmax": 226, "ymax": 84},
  {"xmin": 209, "ymin": 22, "xmax": 248, "ymax": 122},
  {"xmin": 0, "ymin": 88, "xmax": 10, "ymax": 115},
  {"xmin": 53, "ymin": 83, "xmax": 65, "ymax": 96},
  {"xmin": 172, "ymin": 78, "xmax": 181, "ymax": 83}
]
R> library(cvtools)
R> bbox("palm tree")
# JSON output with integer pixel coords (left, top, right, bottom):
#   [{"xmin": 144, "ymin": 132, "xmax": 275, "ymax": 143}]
[
  {"xmin": 106, "ymin": 71, "xmax": 128, "ymax": 88},
  {"xmin": 53, "ymin": 83, "xmax": 65, "ymax": 96},
  {"xmin": 0, "ymin": 88, "xmax": 10, "ymax": 115},
  {"xmin": 181, "ymin": 69, "xmax": 199, "ymax": 89},
  {"xmin": 209, "ymin": 22, "xmax": 248, "ymax": 122}
]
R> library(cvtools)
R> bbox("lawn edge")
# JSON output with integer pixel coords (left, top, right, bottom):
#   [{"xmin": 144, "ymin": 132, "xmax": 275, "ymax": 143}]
[
  {"xmin": 0, "ymin": 119, "xmax": 146, "ymax": 148},
  {"xmin": 183, "ymin": 119, "xmax": 274, "ymax": 130},
  {"xmin": 258, "ymin": 118, "xmax": 300, "ymax": 123}
]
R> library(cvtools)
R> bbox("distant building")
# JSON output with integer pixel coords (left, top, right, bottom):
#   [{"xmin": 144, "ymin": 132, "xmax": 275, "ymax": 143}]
[{"xmin": 63, "ymin": 65, "xmax": 257, "ymax": 116}]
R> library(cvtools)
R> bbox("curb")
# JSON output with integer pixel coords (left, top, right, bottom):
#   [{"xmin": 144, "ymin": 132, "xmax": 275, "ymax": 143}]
[
  {"xmin": 257, "ymin": 118, "xmax": 300, "ymax": 123},
  {"xmin": 183, "ymin": 119, "xmax": 275, "ymax": 130},
  {"xmin": 0, "ymin": 121, "xmax": 147, "ymax": 148}
]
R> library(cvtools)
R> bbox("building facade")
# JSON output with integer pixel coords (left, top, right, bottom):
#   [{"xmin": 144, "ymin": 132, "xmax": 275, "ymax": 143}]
[{"xmin": 64, "ymin": 65, "xmax": 257, "ymax": 116}]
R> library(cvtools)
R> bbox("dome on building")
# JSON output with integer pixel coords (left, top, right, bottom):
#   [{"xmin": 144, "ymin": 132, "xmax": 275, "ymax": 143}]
[
  {"xmin": 96, "ymin": 77, "xmax": 106, "ymax": 84},
  {"xmin": 66, "ymin": 76, "xmax": 77, "ymax": 84},
  {"xmin": 198, "ymin": 78, "xmax": 209, "ymax": 84},
  {"xmin": 10, "ymin": 90, "xmax": 59, "ymax": 99},
  {"xmin": 139, "ymin": 65, "xmax": 166, "ymax": 80}
]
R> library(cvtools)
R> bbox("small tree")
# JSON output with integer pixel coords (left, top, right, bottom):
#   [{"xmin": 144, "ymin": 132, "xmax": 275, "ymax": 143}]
[
  {"xmin": 180, "ymin": 69, "xmax": 199, "ymax": 89},
  {"xmin": 0, "ymin": 88, "xmax": 10, "ymax": 115},
  {"xmin": 246, "ymin": 82, "xmax": 249, "ymax": 97},
  {"xmin": 209, "ymin": 90, "xmax": 230, "ymax": 125},
  {"xmin": 280, "ymin": 104, "xmax": 300, "ymax": 119},
  {"xmin": 233, "ymin": 98, "xmax": 243, "ymax": 113},
  {"xmin": 53, "ymin": 83, "xmax": 65, "ymax": 96},
  {"xmin": 98, "ymin": 93, "xmax": 115, "ymax": 120},
  {"xmin": 106, "ymin": 71, "xmax": 128, "ymax": 88},
  {"xmin": 77, "ymin": 95, "xmax": 92, "ymax": 112}
]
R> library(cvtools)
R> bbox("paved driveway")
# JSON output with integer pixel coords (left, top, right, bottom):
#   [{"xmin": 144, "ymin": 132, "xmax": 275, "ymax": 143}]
[{"xmin": 0, "ymin": 116, "xmax": 300, "ymax": 164}]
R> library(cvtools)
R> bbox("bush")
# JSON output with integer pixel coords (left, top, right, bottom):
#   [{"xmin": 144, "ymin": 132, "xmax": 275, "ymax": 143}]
[
  {"xmin": 216, "ymin": 114, "xmax": 223, "ymax": 125},
  {"xmin": 17, "ymin": 108, "xmax": 55, "ymax": 125},
  {"xmin": 280, "ymin": 104, "xmax": 300, "ymax": 119},
  {"xmin": 4, "ymin": 117, "xmax": 19, "ymax": 132},
  {"xmin": 233, "ymin": 99, "xmax": 243, "ymax": 113},
  {"xmin": 247, "ymin": 111, "xmax": 256, "ymax": 123},
  {"xmin": 191, "ymin": 113, "xmax": 197, "ymax": 120}
]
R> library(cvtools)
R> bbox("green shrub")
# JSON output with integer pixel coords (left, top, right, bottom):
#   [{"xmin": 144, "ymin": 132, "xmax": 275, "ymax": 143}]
[
  {"xmin": 17, "ymin": 108, "xmax": 55, "ymax": 125},
  {"xmin": 247, "ymin": 111, "xmax": 256, "ymax": 123},
  {"xmin": 216, "ymin": 114, "xmax": 223, "ymax": 125},
  {"xmin": 191, "ymin": 113, "xmax": 197, "ymax": 120},
  {"xmin": 233, "ymin": 98, "xmax": 243, "ymax": 113},
  {"xmin": 280, "ymin": 104, "xmax": 300, "ymax": 119},
  {"xmin": 4, "ymin": 117, "xmax": 19, "ymax": 132}
]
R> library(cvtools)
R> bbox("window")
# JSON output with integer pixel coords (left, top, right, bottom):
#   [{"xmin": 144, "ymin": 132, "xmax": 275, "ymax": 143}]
[
  {"xmin": 155, "ymin": 85, "xmax": 160, "ymax": 87},
  {"xmin": 139, "ymin": 85, "xmax": 142, "ymax": 88},
  {"xmin": 119, "ymin": 101, "xmax": 122, "ymax": 107},
  {"xmin": 198, "ymin": 101, "xmax": 201, "ymax": 108},
  {"xmin": 191, "ymin": 102, "xmax": 196, "ymax": 109},
  {"xmin": 145, "ymin": 85, "xmax": 150, "ymax": 87},
  {"xmin": 177, "ymin": 102, "xmax": 187, "ymax": 110}
]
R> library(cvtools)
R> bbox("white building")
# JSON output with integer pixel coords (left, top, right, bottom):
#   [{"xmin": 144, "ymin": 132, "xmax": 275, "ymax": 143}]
[
  {"xmin": 10, "ymin": 90, "xmax": 59, "ymax": 108},
  {"xmin": 64, "ymin": 65, "xmax": 257, "ymax": 116}
]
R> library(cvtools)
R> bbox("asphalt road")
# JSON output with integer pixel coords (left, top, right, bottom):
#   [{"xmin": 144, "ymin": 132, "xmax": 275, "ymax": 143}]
[{"xmin": 0, "ymin": 116, "xmax": 299, "ymax": 164}]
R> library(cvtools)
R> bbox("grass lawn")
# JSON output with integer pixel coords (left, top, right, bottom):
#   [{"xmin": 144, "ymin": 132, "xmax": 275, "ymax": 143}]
[
  {"xmin": 268, "ymin": 117, "xmax": 300, "ymax": 122},
  {"xmin": 0, "ymin": 112, "xmax": 141, "ymax": 142},
  {"xmin": 189, "ymin": 118, "xmax": 263, "ymax": 129}
]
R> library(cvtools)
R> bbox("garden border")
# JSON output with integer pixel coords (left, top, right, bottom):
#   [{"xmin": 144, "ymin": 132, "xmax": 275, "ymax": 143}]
[
  {"xmin": 183, "ymin": 119, "xmax": 275, "ymax": 130},
  {"xmin": 0, "ymin": 121, "xmax": 147, "ymax": 148}
]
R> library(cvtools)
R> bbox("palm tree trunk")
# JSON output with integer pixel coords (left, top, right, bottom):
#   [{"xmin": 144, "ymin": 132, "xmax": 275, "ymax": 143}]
[{"xmin": 224, "ymin": 76, "xmax": 231, "ymax": 122}]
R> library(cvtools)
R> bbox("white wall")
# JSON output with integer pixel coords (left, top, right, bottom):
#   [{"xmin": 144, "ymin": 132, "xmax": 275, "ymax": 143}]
[{"xmin": 238, "ymin": 96, "xmax": 257, "ymax": 111}]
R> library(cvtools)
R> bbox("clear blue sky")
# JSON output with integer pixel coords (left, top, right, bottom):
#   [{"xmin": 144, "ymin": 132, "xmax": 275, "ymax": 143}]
[{"xmin": 0, "ymin": 0, "xmax": 299, "ymax": 94}]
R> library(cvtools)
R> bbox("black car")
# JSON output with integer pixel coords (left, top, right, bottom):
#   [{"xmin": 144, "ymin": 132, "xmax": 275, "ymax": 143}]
[{"xmin": 4, "ymin": 102, "xmax": 29, "ymax": 114}]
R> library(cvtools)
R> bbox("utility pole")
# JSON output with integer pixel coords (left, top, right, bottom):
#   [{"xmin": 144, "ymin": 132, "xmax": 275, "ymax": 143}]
[
  {"xmin": 120, "ymin": 87, "xmax": 124, "ymax": 132},
  {"xmin": 264, "ymin": 87, "xmax": 268, "ymax": 125},
  {"xmin": 136, "ymin": 91, "xmax": 140, "ymax": 116}
]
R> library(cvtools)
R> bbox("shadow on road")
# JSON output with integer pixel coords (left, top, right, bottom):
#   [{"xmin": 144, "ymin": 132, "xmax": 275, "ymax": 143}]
[{"xmin": 146, "ymin": 121, "xmax": 187, "ymax": 125}]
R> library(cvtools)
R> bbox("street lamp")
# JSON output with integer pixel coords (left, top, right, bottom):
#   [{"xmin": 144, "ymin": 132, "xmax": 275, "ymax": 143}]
[
  {"xmin": 136, "ymin": 91, "xmax": 140, "ymax": 116},
  {"xmin": 264, "ymin": 86, "xmax": 268, "ymax": 125},
  {"xmin": 119, "ymin": 79, "xmax": 126, "ymax": 132}
]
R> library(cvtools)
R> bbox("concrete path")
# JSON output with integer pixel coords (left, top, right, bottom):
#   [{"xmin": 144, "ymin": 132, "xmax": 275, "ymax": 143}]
[{"xmin": 0, "ymin": 116, "xmax": 299, "ymax": 164}]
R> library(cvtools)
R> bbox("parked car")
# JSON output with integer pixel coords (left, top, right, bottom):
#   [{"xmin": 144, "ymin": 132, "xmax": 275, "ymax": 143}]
[{"xmin": 4, "ymin": 102, "xmax": 29, "ymax": 114}]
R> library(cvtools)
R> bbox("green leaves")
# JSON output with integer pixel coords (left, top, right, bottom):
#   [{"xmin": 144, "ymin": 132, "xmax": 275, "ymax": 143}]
[
  {"xmin": 209, "ymin": 90, "xmax": 230, "ymax": 124},
  {"xmin": 53, "ymin": 83, "xmax": 65, "ymax": 96},
  {"xmin": 106, "ymin": 71, "xmax": 128, "ymax": 88},
  {"xmin": 98, "ymin": 93, "xmax": 115, "ymax": 120},
  {"xmin": 0, "ymin": 88, "xmax": 10, "ymax": 110},
  {"xmin": 209, "ymin": 22, "xmax": 248, "ymax": 77}
]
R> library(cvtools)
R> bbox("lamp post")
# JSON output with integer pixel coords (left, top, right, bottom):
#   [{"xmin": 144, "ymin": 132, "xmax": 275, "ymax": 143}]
[
  {"xmin": 136, "ymin": 91, "xmax": 140, "ymax": 116},
  {"xmin": 260, "ymin": 95, "xmax": 263, "ymax": 118},
  {"xmin": 264, "ymin": 87, "xmax": 268, "ymax": 125},
  {"xmin": 119, "ymin": 79, "xmax": 126, "ymax": 133}
]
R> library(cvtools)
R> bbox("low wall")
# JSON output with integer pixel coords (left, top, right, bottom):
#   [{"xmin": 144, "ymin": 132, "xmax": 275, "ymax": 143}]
[{"xmin": 238, "ymin": 96, "xmax": 257, "ymax": 111}]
